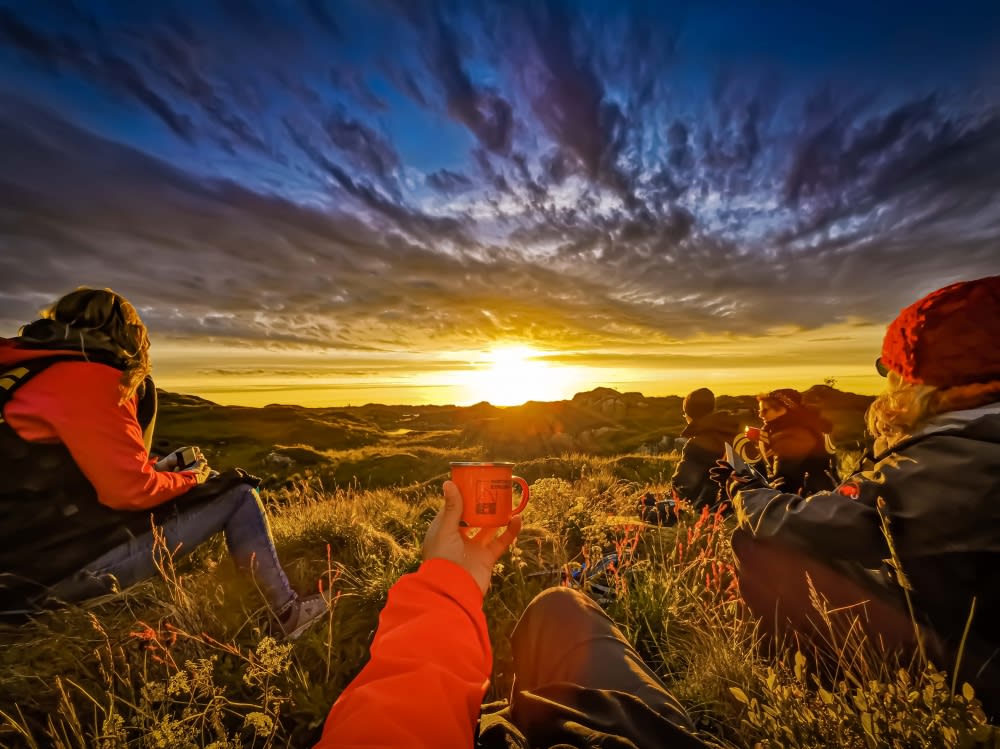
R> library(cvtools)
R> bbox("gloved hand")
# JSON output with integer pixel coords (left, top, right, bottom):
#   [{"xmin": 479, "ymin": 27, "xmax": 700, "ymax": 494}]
[
  {"xmin": 708, "ymin": 459, "xmax": 735, "ymax": 488},
  {"xmin": 181, "ymin": 459, "xmax": 212, "ymax": 485},
  {"xmin": 709, "ymin": 460, "xmax": 765, "ymax": 500},
  {"xmin": 234, "ymin": 467, "xmax": 263, "ymax": 488}
]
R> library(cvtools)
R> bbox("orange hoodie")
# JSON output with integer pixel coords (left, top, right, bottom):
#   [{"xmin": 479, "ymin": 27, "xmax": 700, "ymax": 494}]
[
  {"xmin": 1, "ymin": 345, "xmax": 197, "ymax": 509},
  {"xmin": 317, "ymin": 558, "xmax": 491, "ymax": 748}
]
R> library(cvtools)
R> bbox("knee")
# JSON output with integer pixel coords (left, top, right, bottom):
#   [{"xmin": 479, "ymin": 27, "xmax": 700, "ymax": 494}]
[
  {"xmin": 730, "ymin": 528, "xmax": 754, "ymax": 561},
  {"xmin": 512, "ymin": 587, "xmax": 590, "ymax": 656},
  {"xmin": 520, "ymin": 586, "xmax": 595, "ymax": 630},
  {"xmin": 228, "ymin": 483, "xmax": 260, "ymax": 508},
  {"xmin": 731, "ymin": 529, "xmax": 789, "ymax": 573}
]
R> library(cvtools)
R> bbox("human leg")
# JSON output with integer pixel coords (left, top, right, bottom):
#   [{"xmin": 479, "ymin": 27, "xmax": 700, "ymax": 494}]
[
  {"xmin": 505, "ymin": 586, "xmax": 704, "ymax": 748},
  {"xmin": 49, "ymin": 485, "xmax": 295, "ymax": 611},
  {"xmin": 732, "ymin": 530, "xmax": 1000, "ymax": 718},
  {"xmin": 731, "ymin": 529, "xmax": 918, "ymax": 655}
]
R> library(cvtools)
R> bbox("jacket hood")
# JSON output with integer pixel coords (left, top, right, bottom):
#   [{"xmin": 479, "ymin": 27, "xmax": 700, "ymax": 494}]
[
  {"xmin": 0, "ymin": 338, "xmax": 84, "ymax": 369},
  {"xmin": 0, "ymin": 320, "xmax": 128, "ymax": 370},
  {"xmin": 682, "ymin": 409, "xmax": 741, "ymax": 439},
  {"xmin": 911, "ymin": 402, "xmax": 1000, "ymax": 443},
  {"xmin": 872, "ymin": 401, "xmax": 1000, "ymax": 463}
]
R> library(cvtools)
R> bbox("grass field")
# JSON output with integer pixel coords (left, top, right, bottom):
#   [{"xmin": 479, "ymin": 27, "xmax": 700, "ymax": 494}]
[{"xmin": 1, "ymin": 451, "xmax": 994, "ymax": 748}]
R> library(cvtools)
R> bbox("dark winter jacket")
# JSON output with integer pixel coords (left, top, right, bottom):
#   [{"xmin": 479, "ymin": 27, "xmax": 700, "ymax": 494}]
[
  {"xmin": 736, "ymin": 401, "xmax": 1000, "ymax": 658},
  {"xmin": 758, "ymin": 406, "xmax": 835, "ymax": 494},
  {"xmin": 671, "ymin": 410, "xmax": 741, "ymax": 508}
]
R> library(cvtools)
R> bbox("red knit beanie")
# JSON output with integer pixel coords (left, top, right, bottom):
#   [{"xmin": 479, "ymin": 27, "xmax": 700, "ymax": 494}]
[{"xmin": 879, "ymin": 275, "xmax": 1000, "ymax": 387}]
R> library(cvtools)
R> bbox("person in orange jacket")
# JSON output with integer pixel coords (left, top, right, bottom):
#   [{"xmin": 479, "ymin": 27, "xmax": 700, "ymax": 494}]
[
  {"xmin": 318, "ymin": 481, "xmax": 707, "ymax": 749},
  {"xmin": 0, "ymin": 287, "xmax": 326, "ymax": 637}
]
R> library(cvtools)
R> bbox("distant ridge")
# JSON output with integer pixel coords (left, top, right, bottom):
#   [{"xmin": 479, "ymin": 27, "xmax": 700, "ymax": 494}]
[
  {"xmin": 158, "ymin": 383, "xmax": 873, "ymax": 412},
  {"xmin": 153, "ymin": 383, "xmax": 873, "ymax": 490}
]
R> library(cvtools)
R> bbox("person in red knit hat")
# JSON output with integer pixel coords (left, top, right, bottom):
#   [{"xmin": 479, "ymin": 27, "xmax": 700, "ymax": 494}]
[{"xmin": 721, "ymin": 274, "xmax": 1000, "ymax": 718}]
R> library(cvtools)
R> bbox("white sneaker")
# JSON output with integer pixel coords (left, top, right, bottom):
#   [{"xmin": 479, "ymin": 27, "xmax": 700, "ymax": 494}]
[{"xmin": 279, "ymin": 593, "xmax": 330, "ymax": 640}]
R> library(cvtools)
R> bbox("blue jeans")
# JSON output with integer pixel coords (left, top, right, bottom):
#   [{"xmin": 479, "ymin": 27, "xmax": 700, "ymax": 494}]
[{"xmin": 48, "ymin": 485, "xmax": 297, "ymax": 612}]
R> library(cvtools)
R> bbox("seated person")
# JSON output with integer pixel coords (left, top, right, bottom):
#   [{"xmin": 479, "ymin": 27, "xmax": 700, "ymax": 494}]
[
  {"xmin": 670, "ymin": 387, "xmax": 740, "ymax": 509},
  {"xmin": 723, "ymin": 274, "xmax": 1000, "ymax": 718},
  {"xmin": 317, "ymin": 481, "xmax": 708, "ymax": 748},
  {"xmin": 0, "ymin": 288, "xmax": 326, "ymax": 638},
  {"xmin": 754, "ymin": 387, "xmax": 835, "ymax": 494}
]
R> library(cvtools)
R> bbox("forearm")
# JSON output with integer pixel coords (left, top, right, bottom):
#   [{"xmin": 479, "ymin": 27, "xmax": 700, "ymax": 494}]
[
  {"xmin": 736, "ymin": 487, "xmax": 886, "ymax": 566},
  {"xmin": 317, "ymin": 559, "xmax": 492, "ymax": 749}
]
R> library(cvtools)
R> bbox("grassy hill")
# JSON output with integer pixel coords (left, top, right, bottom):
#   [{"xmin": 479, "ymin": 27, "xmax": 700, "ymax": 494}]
[
  {"xmin": 12, "ymin": 386, "xmax": 971, "ymax": 749},
  {"xmin": 1, "ymin": 452, "xmax": 992, "ymax": 748},
  {"xmin": 154, "ymin": 385, "xmax": 873, "ymax": 490}
]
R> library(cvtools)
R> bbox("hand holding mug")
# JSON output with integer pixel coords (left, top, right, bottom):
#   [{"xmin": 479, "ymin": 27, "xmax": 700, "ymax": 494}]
[
  {"xmin": 422, "ymin": 481, "xmax": 522, "ymax": 595},
  {"xmin": 449, "ymin": 462, "xmax": 530, "ymax": 527}
]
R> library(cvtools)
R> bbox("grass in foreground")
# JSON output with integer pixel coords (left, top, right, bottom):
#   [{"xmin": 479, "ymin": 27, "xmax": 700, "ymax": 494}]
[{"xmin": 0, "ymin": 453, "xmax": 995, "ymax": 748}]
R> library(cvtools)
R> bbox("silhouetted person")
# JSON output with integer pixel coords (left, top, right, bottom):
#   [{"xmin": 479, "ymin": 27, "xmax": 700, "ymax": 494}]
[
  {"xmin": 754, "ymin": 387, "xmax": 835, "ymax": 494},
  {"xmin": 670, "ymin": 387, "xmax": 740, "ymax": 509}
]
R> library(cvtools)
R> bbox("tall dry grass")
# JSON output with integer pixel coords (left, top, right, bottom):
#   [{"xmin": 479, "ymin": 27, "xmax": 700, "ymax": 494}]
[{"xmin": 0, "ymin": 452, "xmax": 995, "ymax": 747}]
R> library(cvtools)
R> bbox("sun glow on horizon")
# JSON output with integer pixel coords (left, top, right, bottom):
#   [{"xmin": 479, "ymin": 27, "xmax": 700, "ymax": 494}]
[{"xmin": 458, "ymin": 345, "xmax": 581, "ymax": 406}]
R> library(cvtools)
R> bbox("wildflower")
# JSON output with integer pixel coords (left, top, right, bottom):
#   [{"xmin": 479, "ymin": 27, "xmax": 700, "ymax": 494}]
[{"xmin": 243, "ymin": 711, "xmax": 274, "ymax": 735}]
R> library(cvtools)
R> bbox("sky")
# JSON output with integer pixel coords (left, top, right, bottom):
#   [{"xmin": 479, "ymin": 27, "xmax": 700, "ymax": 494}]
[{"xmin": 1, "ymin": 0, "xmax": 999, "ymax": 407}]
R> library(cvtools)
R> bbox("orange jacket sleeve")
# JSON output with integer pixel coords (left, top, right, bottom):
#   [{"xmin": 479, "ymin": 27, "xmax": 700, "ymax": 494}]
[
  {"xmin": 5, "ymin": 361, "xmax": 197, "ymax": 509},
  {"xmin": 316, "ymin": 558, "xmax": 492, "ymax": 749}
]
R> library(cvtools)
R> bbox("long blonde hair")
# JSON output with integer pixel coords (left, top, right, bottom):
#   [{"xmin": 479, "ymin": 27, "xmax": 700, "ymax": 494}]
[
  {"xmin": 867, "ymin": 370, "xmax": 1000, "ymax": 454},
  {"xmin": 41, "ymin": 288, "xmax": 151, "ymax": 402}
]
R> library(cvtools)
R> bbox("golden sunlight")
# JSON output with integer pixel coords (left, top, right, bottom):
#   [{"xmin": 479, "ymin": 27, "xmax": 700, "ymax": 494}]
[{"xmin": 459, "ymin": 345, "xmax": 577, "ymax": 406}]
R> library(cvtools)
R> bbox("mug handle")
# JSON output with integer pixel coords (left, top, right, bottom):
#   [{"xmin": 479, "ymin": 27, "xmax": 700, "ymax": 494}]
[{"xmin": 511, "ymin": 476, "xmax": 530, "ymax": 516}]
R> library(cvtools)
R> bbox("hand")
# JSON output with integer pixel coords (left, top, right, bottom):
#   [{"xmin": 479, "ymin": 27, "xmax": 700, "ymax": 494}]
[
  {"xmin": 709, "ymin": 460, "xmax": 763, "ymax": 500},
  {"xmin": 180, "ymin": 459, "xmax": 212, "ymax": 485},
  {"xmin": 708, "ymin": 459, "xmax": 735, "ymax": 489},
  {"xmin": 422, "ymin": 481, "xmax": 522, "ymax": 596},
  {"xmin": 155, "ymin": 446, "xmax": 204, "ymax": 472}
]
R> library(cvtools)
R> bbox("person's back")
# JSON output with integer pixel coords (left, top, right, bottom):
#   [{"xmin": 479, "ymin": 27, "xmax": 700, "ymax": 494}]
[
  {"xmin": 671, "ymin": 388, "xmax": 740, "ymax": 508},
  {"xmin": 730, "ymin": 274, "xmax": 1000, "ymax": 718}
]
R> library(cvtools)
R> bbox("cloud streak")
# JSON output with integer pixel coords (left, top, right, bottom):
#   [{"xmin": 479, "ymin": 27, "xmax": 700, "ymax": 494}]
[{"xmin": 1, "ymin": 0, "xmax": 999, "ymax": 402}]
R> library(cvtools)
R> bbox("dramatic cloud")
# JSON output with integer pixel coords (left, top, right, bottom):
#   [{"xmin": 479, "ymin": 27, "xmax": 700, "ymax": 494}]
[{"xmin": 1, "ymin": 0, "xmax": 999, "ymax": 403}]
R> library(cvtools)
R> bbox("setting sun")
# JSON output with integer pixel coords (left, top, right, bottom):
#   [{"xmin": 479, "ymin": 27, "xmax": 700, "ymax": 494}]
[{"xmin": 459, "ymin": 346, "xmax": 580, "ymax": 406}]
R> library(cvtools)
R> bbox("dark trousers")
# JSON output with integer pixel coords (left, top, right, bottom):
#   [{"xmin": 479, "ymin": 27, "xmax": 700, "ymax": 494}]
[
  {"xmin": 732, "ymin": 530, "xmax": 1000, "ymax": 719},
  {"xmin": 732, "ymin": 530, "xmax": 919, "ymax": 654},
  {"xmin": 478, "ymin": 587, "xmax": 707, "ymax": 749}
]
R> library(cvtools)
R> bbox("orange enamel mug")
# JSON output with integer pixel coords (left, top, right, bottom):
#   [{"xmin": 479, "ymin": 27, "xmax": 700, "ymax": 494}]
[{"xmin": 450, "ymin": 462, "xmax": 530, "ymax": 528}]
